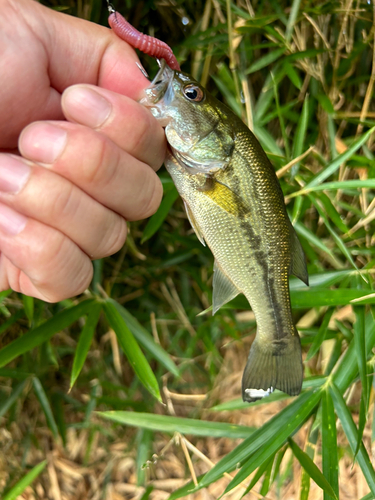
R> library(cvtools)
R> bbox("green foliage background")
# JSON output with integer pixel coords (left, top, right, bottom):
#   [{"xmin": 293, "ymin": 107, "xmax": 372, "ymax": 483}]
[{"xmin": 1, "ymin": 0, "xmax": 375, "ymax": 498}]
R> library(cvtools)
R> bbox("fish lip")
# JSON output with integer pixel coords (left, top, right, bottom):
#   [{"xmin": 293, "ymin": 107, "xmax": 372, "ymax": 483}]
[{"xmin": 141, "ymin": 59, "xmax": 175, "ymax": 106}]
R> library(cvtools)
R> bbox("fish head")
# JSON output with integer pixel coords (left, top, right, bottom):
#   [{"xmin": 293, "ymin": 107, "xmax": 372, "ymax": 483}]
[{"xmin": 141, "ymin": 60, "xmax": 235, "ymax": 175}]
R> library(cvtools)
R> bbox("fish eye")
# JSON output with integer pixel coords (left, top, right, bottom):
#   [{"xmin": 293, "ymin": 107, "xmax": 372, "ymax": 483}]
[{"xmin": 183, "ymin": 84, "xmax": 204, "ymax": 102}]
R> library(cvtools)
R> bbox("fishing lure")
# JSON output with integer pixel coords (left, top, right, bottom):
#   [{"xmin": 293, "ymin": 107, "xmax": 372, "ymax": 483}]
[{"xmin": 107, "ymin": 3, "xmax": 180, "ymax": 71}]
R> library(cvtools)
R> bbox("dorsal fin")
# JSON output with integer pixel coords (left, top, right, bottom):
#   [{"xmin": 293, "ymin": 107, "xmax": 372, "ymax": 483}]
[{"xmin": 290, "ymin": 228, "xmax": 309, "ymax": 285}]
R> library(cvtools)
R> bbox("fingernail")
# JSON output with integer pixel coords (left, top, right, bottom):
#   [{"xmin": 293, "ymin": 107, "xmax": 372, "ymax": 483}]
[
  {"xmin": 63, "ymin": 86, "xmax": 112, "ymax": 128},
  {"xmin": 0, "ymin": 203, "xmax": 27, "ymax": 235},
  {"xmin": 0, "ymin": 155, "xmax": 31, "ymax": 193},
  {"xmin": 20, "ymin": 123, "xmax": 67, "ymax": 164}
]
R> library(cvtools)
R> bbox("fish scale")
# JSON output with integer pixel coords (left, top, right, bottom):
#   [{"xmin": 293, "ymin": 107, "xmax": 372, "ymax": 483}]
[{"xmin": 142, "ymin": 63, "xmax": 308, "ymax": 402}]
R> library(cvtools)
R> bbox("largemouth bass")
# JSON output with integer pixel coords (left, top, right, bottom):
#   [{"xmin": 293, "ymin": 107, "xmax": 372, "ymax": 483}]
[{"xmin": 141, "ymin": 62, "xmax": 308, "ymax": 402}]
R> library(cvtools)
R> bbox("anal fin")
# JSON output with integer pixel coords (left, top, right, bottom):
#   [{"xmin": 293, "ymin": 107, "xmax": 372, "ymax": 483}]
[{"xmin": 212, "ymin": 261, "xmax": 240, "ymax": 315}]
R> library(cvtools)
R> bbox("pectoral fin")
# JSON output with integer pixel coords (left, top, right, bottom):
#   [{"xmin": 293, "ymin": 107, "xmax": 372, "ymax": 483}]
[
  {"xmin": 203, "ymin": 180, "xmax": 249, "ymax": 217},
  {"xmin": 290, "ymin": 228, "xmax": 309, "ymax": 285},
  {"xmin": 212, "ymin": 261, "xmax": 240, "ymax": 315},
  {"xmin": 183, "ymin": 200, "xmax": 206, "ymax": 246}
]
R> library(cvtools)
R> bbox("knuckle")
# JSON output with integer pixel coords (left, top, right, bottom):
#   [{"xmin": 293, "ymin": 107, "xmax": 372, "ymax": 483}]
[
  {"xmin": 31, "ymin": 234, "xmax": 93, "ymax": 301},
  {"xmin": 127, "ymin": 109, "xmax": 155, "ymax": 156},
  {"xmin": 99, "ymin": 216, "xmax": 128, "ymax": 257},
  {"xmin": 131, "ymin": 173, "xmax": 163, "ymax": 221},
  {"xmin": 79, "ymin": 135, "xmax": 112, "ymax": 186}
]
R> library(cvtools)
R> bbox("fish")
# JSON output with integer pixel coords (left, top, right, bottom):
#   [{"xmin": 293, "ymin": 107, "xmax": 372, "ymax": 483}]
[
  {"xmin": 106, "ymin": 8, "xmax": 308, "ymax": 402},
  {"xmin": 141, "ymin": 62, "xmax": 308, "ymax": 402}
]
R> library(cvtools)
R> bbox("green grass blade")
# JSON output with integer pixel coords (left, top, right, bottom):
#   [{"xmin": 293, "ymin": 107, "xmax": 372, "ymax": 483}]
[
  {"xmin": 108, "ymin": 299, "xmax": 179, "ymax": 377},
  {"xmin": 0, "ymin": 380, "xmax": 27, "ymax": 418},
  {"xmin": 308, "ymin": 195, "xmax": 358, "ymax": 270},
  {"xmin": 0, "ymin": 299, "xmax": 97, "ymax": 368},
  {"xmin": 141, "ymin": 185, "xmax": 179, "ymax": 243},
  {"xmin": 292, "ymin": 95, "xmax": 309, "ymax": 170},
  {"xmin": 289, "ymin": 437, "xmax": 338, "ymax": 500},
  {"xmin": 98, "ymin": 411, "xmax": 255, "ymax": 438},
  {"xmin": 283, "ymin": 61, "xmax": 302, "ymax": 89},
  {"xmin": 293, "ymin": 221, "xmax": 343, "ymax": 266},
  {"xmin": 306, "ymin": 308, "xmax": 334, "ymax": 361},
  {"xmin": 322, "ymin": 389, "xmax": 339, "ymax": 500},
  {"xmin": 201, "ymin": 391, "xmax": 321, "ymax": 488},
  {"xmin": 3, "ymin": 460, "xmax": 47, "ymax": 500},
  {"xmin": 303, "ymin": 127, "xmax": 375, "ymax": 189},
  {"xmin": 300, "ymin": 426, "xmax": 319, "ymax": 500},
  {"xmin": 22, "ymin": 294, "xmax": 34, "ymax": 325},
  {"xmin": 291, "ymin": 288, "xmax": 375, "ymax": 308},
  {"xmin": 222, "ymin": 390, "xmax": 322, "ymax": 493},
  {"xmin": 136, "ymin": 429, "xmax": 153, "ymax": 486},
  {"xmin": 285, "ymin": 0, "xmax": 302, "ymax": 42},
  {"xmin": 330, "ymin": 383, "xmax": 375, "ymax": 495},
  {"xmin": 103, "ymin": 301, "xmax": 162, "ymax": 402},
  {"xmin": 241, "ymin": 453, "xmax": 275, "ymax": 496},
  {"xmin": 246, "ymin": 47, "xmax": 285, "ymax": 74},
  {"xmin": 354, "ymin": 306, "xmax": 368, "ymax": 408},
  {"xmin": 317, "ymin": 193, "xmax": 350, "ymax": 234},
  {"xmin": 32, "ymin": 377, "xmax": 59, "ymax": 439},
  {"xmin": 70, "ymin": 302, "xmax": 102, "ymax": 390},
  {"xmin": 353, "ymin": 306, "xmax": 368, "ymax": 457},
  {"xmin": 291, "ymin": 179, "xmax": 375, "ymax": 197},
  {"xmin": 333, "ymin": 312, "xmax": 375, "ymax": 393}
]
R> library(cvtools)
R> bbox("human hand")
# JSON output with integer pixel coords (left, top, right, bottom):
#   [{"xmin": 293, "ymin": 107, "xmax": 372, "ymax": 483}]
[{"xmin": 0, "ymin": 0, "xmax": 165, "ymax": 302}]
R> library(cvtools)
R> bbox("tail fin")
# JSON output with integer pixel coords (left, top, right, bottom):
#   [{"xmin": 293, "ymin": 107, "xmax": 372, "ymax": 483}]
[{"xmin": 242, "ymin": 333, "xmax": 303, "ymax": 403}]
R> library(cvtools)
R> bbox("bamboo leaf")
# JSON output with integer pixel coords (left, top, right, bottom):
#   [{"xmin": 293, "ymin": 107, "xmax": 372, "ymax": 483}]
[
  {"xmin": 246, "ymin": 47, "xmax": 285, "ymax": 74},
  {"xmin": 300, "ymin": 426, "xmax": 319, "ymax": 500},
  {"xmin": 285, "ymin": 0, "xmax": 302, "ymax": 42},
  {"xmin": 0, "ymin": 380, "xmax": 27, "ymax": 418},
  {"xmin": 291, "ymin": 179, "xmax": 375, "ymax": 197},
  {"xmin": 303, "ymin": 127, "xmax": 375, "ymax": 189},
  {"xmin": 108, "ymin": 299, "xmax": 179, "ymax": 377},
  {"xmin": 70, "ymin": 302, "xmax": 102, "ymax": 390},
  {"xmin": 141, "ymin": 185, "xmax": 179, "ymax": 243},
  {"xmin": 0, "ymin": 299, "xmax": 97, "ymax": 368},
  {"xmin": 3, "ymin": 460, "xmax": 47, "ymax": 500},
  {"xmin": 22, "ymin": 295, "xmax": 34, "ymax": 324},
  {"xmin": 222, "ymin": 390, "xmax": 322, "ymax": 493},
  {"xmin": 103, "ymin": 301, "xmax": 162, "ymax": 402},
  {"xmin": 32, "ymin": 377, "xmax": 59, "ymax": 439},
  {"xmin": 98, "ymin": 411, "xmax": 255, "ymax": 438},
  {"xmin": 353, "ymin": 306, "xmax": 368, "ymax": 456},
  {"xmin": 306, "ymin": 308, "xmax": 334, "ymax": 361},
  {"xmin": 321, "ymin": 389, "xmax": 339, "ymax": 500},
  {"xmin": 289, "ymin": 438, "xmax": 338, "ymax": 500},
  {"xmin": 292, "ymin": 95, "xmax": 309, "ymax": 172},
  {"xmin": 333, "ymin": 312, "xmax": 375, "ymax": 393},
  {"xmin": 293, "ymin": 221, "xmax": 342, "ymax": 266},
  {"xmin": 330, "ymin": 383, "xmax": 375, "ymax": 495}
]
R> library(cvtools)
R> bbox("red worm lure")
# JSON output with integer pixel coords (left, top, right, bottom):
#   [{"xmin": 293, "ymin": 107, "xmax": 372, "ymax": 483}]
[{"xmin": 107, "ymin": 7, "xmax": 181, "ymax": 71}]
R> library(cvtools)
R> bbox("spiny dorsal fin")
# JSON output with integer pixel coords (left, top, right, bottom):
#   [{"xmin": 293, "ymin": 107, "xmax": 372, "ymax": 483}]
[
  {"xmin": 290, "ymin": 228, "xmax": 309, "ymax": 286},
  {"xmin": 212, "ymin": 260, "xmax": 240, "ymax": 315},
  {"xmin": 183, "ymin": 200, "xmax": 205, "ymax": 246}
]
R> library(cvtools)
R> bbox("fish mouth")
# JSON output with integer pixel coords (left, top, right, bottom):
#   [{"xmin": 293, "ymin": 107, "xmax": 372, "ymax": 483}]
[{"xmin": 140, "ymin": 60, "xmax": 175, "ymax": 118}]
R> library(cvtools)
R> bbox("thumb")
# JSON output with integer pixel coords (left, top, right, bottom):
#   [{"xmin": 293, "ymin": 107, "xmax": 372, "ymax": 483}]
[
  {"xmin": 36, "ymin": 2, "xmax": 149, "ymax": 99},
  {"xmin": 1, "ymin": 0, "xmax": 150, "ymax": 148}
]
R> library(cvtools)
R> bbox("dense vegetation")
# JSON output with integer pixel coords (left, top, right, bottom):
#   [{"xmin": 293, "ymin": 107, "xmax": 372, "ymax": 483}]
[{"xmin": 1, "ymin": 0, "xmax": 375, "ymax": 498}]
